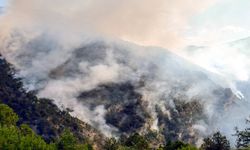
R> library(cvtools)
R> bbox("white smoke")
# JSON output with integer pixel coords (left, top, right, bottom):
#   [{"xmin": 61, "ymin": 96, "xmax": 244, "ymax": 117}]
[
  {"xmin": 1, "ymin": 0, "xmax": 250, "ymax": 145},
  {"xmin": 1, "ymin": 0, "xmax": 217, "ymax": 49},
  {"xmin": 180, "ymin": 41, "xmax": 250, "ymax": 143}
]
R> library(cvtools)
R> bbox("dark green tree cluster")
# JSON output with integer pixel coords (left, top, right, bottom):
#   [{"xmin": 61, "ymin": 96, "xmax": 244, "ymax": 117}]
[
  {"xmin": 161, "ymin": 141, "xmax": 198, "ymax": 150},
  {"xmin": 103, "ymin": 131, "xmax": 233, "ymax": 150},
  {"xmin": 0, "ymin": 103, "xmax": 92, "ymax": 150},
  {"xmin": 56, "ymin": 129, "xmax": 93, "ymax": 150},
  {"xmin": 234, "ymin": 120, "xmax": 250, "ymax": 149},
  {"xmin": 201, "ymin": 132, "xmax": 230, "ymax": 150},
  {"xmin": 104, "ymin": 133, "xmax": 149, "ymax": 150},
  {"xmin": 0, "ymin": 103, "xmax": 54, "ymax": 149},
  {"xmin": 104, "ymin": 133, "xmax": 198, "ymax": 150}
]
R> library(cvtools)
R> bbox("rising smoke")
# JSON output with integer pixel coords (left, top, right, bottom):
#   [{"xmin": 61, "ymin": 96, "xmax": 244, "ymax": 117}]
[
  {"xmin": 0, "ymin": 0, "xmax": 217, "ymax": 49},
  {"xmin": 1, "ymin": 0, "xmax": 250, "ymax": 145}
]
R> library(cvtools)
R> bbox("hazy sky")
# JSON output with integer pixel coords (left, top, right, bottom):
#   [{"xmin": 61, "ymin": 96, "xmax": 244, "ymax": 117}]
[
  {"xmin": 1, "ymin": 0, "xmax": 250, "ymax": 49},
  {"xmin": 186, "ymin": 0, "xmax": 250, "ymax": 46},
  {"xmin": 0, "ymin": 0, "xmax": 6, "ymax": 7}
]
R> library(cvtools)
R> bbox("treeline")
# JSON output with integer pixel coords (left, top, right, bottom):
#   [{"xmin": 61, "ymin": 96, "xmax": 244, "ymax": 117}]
[
  {"xmin": 0, "ymin": 103, "xmax": 93, "ymax": 150},
  {"xmin": 0, "ymin": 103, "xmax": 228, "ymax": 150},
  {"xmin": 2, "ymin": 100, "xmax": 250, "ymax": 150},
  {"xmin": 94, "ymin": 120, "xmax": 250, "ymax": 150}
]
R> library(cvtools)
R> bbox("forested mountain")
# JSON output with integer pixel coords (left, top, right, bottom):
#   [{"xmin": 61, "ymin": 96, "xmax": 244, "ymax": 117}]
[
  {"xmin": 2, "ymin": 0, "xmax": 250, "ymax": 148},
  {"xmin": 0, "ymin": 55, "xmax": 105, "ymax": 149},
  {"xmin": 2, "ymin": 52, "xmax": 250, "ymax": 150},
  {"xmin": 0, "ymin": 53, "xmax": 202, "ymax": 149}
]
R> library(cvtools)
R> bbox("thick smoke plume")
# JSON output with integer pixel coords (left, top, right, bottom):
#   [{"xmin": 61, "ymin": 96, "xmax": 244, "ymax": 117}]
[
  {"xmin": 1, "ymin": 0, "xmax": 250, "ymax": 146},
  {"xmin": 1, "ymin": 0, "xmax": 217, "ymax": 49}
]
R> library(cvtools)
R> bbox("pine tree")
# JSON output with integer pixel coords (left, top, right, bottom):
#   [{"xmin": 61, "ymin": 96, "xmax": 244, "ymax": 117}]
[{"xmin": 201, "ymin": 132, "xmax": 230, "ymax": 150}]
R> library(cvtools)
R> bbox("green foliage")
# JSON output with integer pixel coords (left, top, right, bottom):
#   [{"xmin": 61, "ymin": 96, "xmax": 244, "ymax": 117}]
[
  {"xmin": 0, "ymin": 123, "xmax": 55, "ymax": 150},
  {"xmin": 123, "ymin": 133, "xmax": 149, "ymax": 150},
  {"xmin": 0, "ymin": 125, "xmax": 20, "ymax": 149},
  {"xmin": 163, "ymin": 141, "xmax": 198, "ymax": 150},
  {"xmin": 178, "ymin": 145, "xmax": 198, "ymax": 150},
  {"xmin": 201, "ymin": 132, "xmax": 230, "ymax": 150},
  {"xmin": 57, "ymin": 129, "xmax": 78, "ymax": 150},
  {"xmin": 104, "ymin": 138, "xmax": 120, "ymax": 150},
  {"xmin": 56, "ymin": 129, "xmax": 93, "ymax": 150},
  {"xmin": 0, "ymin": 104, "xmax": 18, "ymax": 126},
  {"xmin": 104, "ymin": 133, "xmax": 150, "ymax": 150},
  {"xmin": 0, "ymin": 125, "xmax": 93, "ymax": 150},
  {"xmin": 104, "ymin": 134, "xmax": 199, "ymax": 150},
  {"xmin": 17, "ymin": 131, "xmax": 56, "ymax": 150},
  {"xmin": 0, "ymin": 103, "xmax": 55, "ymax": 150},
  {"xmin": 20, "ymin": 124, "xmax": 35, "ymax": 136},
  {"xmin": 235, "ymin": 120, "xmax": 250, "ymax": 149},
  {"xmin": 0, "ymin": 103, "xmax": 94, "ymax": 150}
]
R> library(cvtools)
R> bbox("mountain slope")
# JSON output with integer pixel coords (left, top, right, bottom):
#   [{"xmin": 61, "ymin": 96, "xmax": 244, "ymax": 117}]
[
  {"xmin": 0, "ymin": 34, "xmax": 242, "ymax": 144},
  {"xmin": 0, "ymin": 55, "xmax": 105, "ymax": 148}
]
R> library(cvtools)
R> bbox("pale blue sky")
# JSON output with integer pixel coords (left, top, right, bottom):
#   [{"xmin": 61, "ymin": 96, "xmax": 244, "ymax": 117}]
[
  {"xmin": 0, "ymin": 0, "xmax": 6, "ymax": 7},
  {"xmin": 186, "ymin": 0, "xmax": 250, "ymax": 45},
  {"xmin": 192, "ymin": 0, "xmax": 250, "ymax": 29}
]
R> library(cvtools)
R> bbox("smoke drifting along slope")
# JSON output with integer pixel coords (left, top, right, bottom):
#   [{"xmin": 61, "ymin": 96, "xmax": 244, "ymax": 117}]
[
  {"xmin": 0, "ymin": 32, "xmax": 245, "ymax": 143},
  {"xmin": 1, "ymin": 0, "xmax": 250, "ymax": 145}
]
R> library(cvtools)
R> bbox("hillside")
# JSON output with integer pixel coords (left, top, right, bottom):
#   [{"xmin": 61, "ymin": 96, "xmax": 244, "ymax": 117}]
[
  {"xmin": 0, "ymin": 55, "xmax": 105, "ymax": 149},
  {"xmin": 1, "ymin": 35, "xmax": 242, "ymax": 145}
]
